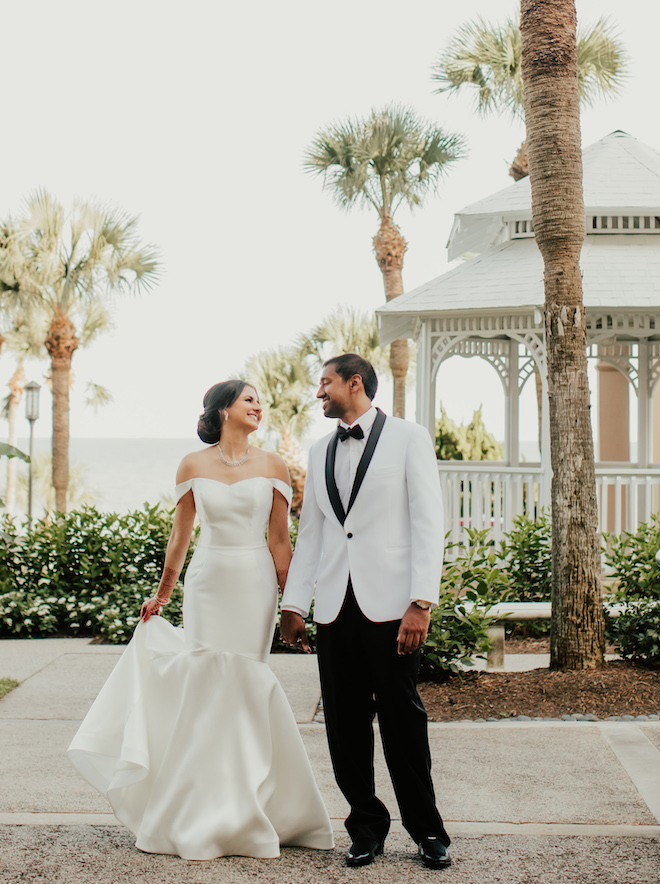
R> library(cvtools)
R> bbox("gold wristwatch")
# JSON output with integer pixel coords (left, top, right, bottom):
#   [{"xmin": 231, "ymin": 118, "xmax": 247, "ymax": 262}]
[{"xmin": 411, "ymin": 599, "xmax": 432, "ymax": 610}]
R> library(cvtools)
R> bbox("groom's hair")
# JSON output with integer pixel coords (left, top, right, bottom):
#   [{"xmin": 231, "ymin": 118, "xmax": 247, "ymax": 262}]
[{"xmin": 323, "ymin": 353, "xmax": 378, "ymax": 400}]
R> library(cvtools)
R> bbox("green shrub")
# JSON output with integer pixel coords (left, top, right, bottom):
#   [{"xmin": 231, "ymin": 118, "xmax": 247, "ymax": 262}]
[
  {"xmin": 607, "ymin": 600, "xmax": 660, "ymax": 664},
  {"xmin": 421, "ymin": 591, "xmax": 495, "ymax": 681},
  {"xmin": 498, "ymin": 511, "xmax": 552, "ymax": 637},
  {"xmin": 420, "ymin": 528, "xmax": 504, "ymax": 680},
  {"xmin": 0, "ymin": 508, "xmax": 305, "ymax": 646},
  {"xmin": 501, "ymin": 511, "xmax": 552, "ymax": 602},
  {"xmin": 0, "ymin": 505, "xmax": 193, "ymax": 643},
  {"xmin": 604, "ymin": 515, "xmax": 660, "ymax": 602}
]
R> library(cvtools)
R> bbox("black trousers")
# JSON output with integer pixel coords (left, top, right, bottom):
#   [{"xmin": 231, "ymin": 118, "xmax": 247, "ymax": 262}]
[{"xmin": 315, "ymin": 582, "xmax": 450, "ymax": 847}]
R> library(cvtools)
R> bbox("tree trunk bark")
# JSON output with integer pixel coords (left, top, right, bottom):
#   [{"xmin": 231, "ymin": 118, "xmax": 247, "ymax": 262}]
[
  {"xmin": 521, "ymin": 0, "xmax": 605, "ymax": 669},
  {"xmin": 278, "ymin": 431, "xmax": 306, "ymax": 520},
  {"xmin": 5, "ymin": 364, "xmax": 25, "ymax": 515},
  {"xmin": 45, "ymin": 311, "xmax": 79, "ymax": 513},
  {"xmin": 373, "ymin": 216, "xmax": 408, "ymax": 418}
]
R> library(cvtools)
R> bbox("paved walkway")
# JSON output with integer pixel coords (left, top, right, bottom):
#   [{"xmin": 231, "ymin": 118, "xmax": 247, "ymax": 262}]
[{"xmin": 1, "ymin": 638, "xmax": 659, "ymax": 883}]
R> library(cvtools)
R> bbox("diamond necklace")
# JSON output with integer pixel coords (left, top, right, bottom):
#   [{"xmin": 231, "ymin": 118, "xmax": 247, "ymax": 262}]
[{"xmin": 216, "ymin": 442, "xmax": 250, "ymax": 467}]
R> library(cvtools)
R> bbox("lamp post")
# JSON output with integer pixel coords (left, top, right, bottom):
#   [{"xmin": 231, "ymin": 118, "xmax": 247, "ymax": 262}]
[{"xmin": 24, "ymin": 381, "xmax": 41, "ymax": 519}]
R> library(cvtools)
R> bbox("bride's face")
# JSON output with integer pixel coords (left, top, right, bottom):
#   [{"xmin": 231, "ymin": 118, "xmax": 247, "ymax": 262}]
[{"xmin": 226, "ymin": 386, "xmax": 262, "ymax": 432}]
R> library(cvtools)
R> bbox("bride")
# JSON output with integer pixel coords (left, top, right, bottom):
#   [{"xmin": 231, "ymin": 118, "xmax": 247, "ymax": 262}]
[{"xmin": 68, "ymin": 380, "xmax": 334, "ymax": 860}]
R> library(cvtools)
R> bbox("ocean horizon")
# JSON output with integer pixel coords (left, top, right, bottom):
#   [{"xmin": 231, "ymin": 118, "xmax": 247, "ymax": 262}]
[
  {"xmin": 7, "ymin": 438, "xmax": 199, "ymax": 515},
  {"xmin": 3, "ymin": 434, "xmax": 540, "ymax": 517}
]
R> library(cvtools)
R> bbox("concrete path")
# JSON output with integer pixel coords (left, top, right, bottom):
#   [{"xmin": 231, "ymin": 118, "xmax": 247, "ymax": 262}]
[{"xmin": 1, "ymin": 638, "xmax": 659, "ymax": 884}]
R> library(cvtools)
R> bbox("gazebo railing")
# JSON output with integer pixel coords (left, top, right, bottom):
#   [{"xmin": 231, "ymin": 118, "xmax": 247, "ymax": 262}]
[
  {"xmin": 437, "ymin": 463, "xmax": 545, "ymax": 557},
  {"xmin": 438, "ymin": 462, "xmax": 660, "ymax": 558},
  {"xmin": 595, "ymin": 465, "xmax": 660, "ymax": 537}
]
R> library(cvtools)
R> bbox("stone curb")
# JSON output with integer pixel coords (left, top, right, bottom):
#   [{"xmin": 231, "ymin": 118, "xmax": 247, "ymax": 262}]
[{"xmin": 446, "ymin": 713, "xmax": 660, "ymax": 723}]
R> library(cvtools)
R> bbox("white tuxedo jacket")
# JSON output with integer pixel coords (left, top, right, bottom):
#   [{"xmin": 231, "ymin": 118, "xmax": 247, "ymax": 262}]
[{"xmin": 282, "ymin": 413, "xmax": 444, "ymax": 624}]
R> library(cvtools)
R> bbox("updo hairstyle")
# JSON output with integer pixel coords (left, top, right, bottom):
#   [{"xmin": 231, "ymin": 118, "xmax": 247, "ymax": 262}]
[{"xmin": 197, "ymin": 380, "xmax": 253, "ymax": 444}]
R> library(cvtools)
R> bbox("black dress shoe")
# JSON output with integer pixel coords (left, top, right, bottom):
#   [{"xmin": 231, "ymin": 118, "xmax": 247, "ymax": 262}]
[
  {"xmin": 418, "ymin": 835, "xmax": 451, "ymax": 869},
  {"xmin": 346, "ymin": 838, "xmax": 384, "ymax": 867}
]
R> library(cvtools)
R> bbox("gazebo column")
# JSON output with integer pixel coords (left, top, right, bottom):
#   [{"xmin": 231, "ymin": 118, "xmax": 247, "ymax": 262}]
[
  {"xmin": 540, "ymin": 366, "xmax": 551, "ymax": 509},
  {"xmin": 504, "ymin": 339, "xmax": 519, "ymax": 465},
  {"xmin": 653, "ymin": 381, "xmax": 660, "ymax": 461},
  {"xmin": 415, "ymin": 321, "xmax": 435, "ymax": 438},
  {"xmin": 597, "ymin": 360, "xmax": 630, "ymax": 532},
  {"xmin": 638, "ymin": 340, "xmax": 651, "ymax": 468},
  {"xmin": 597, "ymin": 362, "xmax": 630, "ymax": 462},
  {"xmin": 637, "ymin": 339, "xmax": 652, "ymax": 522}
]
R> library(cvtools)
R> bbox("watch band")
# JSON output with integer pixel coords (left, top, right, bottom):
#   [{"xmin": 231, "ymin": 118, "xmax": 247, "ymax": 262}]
[{"xmin": 411, "ymin": 599, "xmax": 432, "ymax": 610}]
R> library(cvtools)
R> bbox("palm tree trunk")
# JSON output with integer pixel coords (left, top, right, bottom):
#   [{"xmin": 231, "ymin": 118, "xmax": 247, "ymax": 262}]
[
  {"xmin": 278, "ymin": 431, "xmax": 307, "ymax": 520},
  {"xmin": 45, "ymin": 310, "xmax": 79, "ymax": 513},
  {"xmin": 5, "ymin": 364, "xmax": 25, "ymax": 515},
  {"xmin": 521, "ymin": 0, "xmax": 604, "ymax": 670},
  {"xmin": 373, "ymin": 216, "xmax": 408, "ymax": 417}
]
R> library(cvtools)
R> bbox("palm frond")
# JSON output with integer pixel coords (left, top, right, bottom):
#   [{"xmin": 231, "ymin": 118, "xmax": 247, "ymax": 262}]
[
  {"xmin": 431, "ymin": 14, "xmax": 627, "ymax": 120},
  {"xmin": 3, "ymin": 306, "xmax": 48, "ymax": 358},
  {"xmin": 244, "ymin": 346, "xmax": 316, "ymax": 440},
  {"xmin": 84, "ymin": 382, "xmax": 113, "ymax": 412},
  {"xmin": 0, "ymin": 442, "xmax": 29, "ymax": 462},
  {"xmin": 305, "ymin": 104, "xmax": 465, "ymax": 217},
  {"xmin": 299, "ymin": 305, "xmax": 389, "ymax": 374},
  {"xmin": 78, "ymin": 298, "xmax": 112, "ymax": 346},
  {"xmin": 431, "ymin": 17, "xmax": 524, "ymax": 119},
  {"xmin": 576, "ymin": 17, "xmax": 628, "ymax": 108}
]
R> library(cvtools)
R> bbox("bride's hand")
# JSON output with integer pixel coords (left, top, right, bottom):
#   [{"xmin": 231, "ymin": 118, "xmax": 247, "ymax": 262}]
[{"xmin": 140, "ymin": 597, "xmax": 161, "ymax": 623}]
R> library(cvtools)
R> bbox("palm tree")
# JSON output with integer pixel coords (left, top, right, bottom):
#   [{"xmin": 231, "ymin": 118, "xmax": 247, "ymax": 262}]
[
  {"xmin": 432, "ymin": 14, "xmax": 626, "ymax": 178},
  {"xmin": 521, "ymin": 0, "xmax": 605, "ymax": 670},
  {"xmin": 1, "ymin": 308, "xmax": 48, "ymax": 514},
  {"xmin": 298, "ymin": 305, "xmax": 390, "ymax": 375},
  {"xmin": 0, "ymin": 190, "xmax": 159, "ymax": 511},
  {"xmin": 245, "ymin": 346, "xmax": 317, "ymax": 518},
  {"xmin": 304, "ymin": 106, "xmax": 465, "ymax": 417}
]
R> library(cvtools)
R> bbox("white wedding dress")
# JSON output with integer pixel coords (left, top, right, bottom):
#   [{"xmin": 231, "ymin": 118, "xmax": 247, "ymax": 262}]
[{"xmin": 68, "ymin": 476, "xmax": 334, "ymax": 860}]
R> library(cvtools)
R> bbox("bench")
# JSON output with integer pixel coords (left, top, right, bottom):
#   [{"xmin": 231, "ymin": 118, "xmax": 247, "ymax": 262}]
[{"xmin": 472, "ymin": 601, "xmax": 624, "ymax": 669}]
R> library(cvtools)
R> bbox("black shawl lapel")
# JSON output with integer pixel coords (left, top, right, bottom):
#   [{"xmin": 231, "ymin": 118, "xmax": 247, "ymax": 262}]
[
  {"xmin": 325, "ymin": 431, "xmax": 346, "ymax": 526},
  {"xmin": 324, "ymin": 408, "xmax": 387, "ymax": 526},
  {"xmin": 346, "ymin": 408, "xmax": 386, "ymax": 515}
]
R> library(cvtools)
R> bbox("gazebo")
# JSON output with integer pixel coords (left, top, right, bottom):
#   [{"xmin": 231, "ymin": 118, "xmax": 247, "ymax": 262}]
[{"xmin": 377, "ymin": 131, "xmax": 660, "ymax": 548}]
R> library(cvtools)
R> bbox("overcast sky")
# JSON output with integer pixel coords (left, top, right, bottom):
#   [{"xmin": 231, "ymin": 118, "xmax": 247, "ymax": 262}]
[{"xmin": 1, "ymin": 0, "xmax": 658, "ymax": 443}]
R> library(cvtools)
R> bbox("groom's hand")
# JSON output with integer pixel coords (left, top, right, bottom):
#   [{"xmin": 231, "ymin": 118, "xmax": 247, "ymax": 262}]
[
  {"xmin": 397, "ymin": 604, "xmax": 431, "ymax": 655},
  {"xmin": 280, "ymin": 610, "xmax": 311, "ymax": 653}
]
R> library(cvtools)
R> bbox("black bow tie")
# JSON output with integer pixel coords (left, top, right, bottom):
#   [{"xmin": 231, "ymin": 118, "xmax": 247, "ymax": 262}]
[{"xmin": 337, "ymin": 424, "xmax": 364, "ymax": 442}]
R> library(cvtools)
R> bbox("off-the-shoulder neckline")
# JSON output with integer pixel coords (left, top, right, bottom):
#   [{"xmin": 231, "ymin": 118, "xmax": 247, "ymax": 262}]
[{"xmin": 176, "ymin": 476, "xmax": 289, "ymax": 489}]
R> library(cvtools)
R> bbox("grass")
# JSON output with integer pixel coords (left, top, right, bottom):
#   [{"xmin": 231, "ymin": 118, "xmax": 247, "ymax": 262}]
[{"xmin": 0, "ymin": 677, "xmax": 20, "ymax": 699}]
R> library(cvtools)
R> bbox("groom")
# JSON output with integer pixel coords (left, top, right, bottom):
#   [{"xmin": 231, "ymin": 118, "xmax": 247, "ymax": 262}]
[{"xmin": 281, "ymin": 354, "xmax": 450, "ymax": 870}]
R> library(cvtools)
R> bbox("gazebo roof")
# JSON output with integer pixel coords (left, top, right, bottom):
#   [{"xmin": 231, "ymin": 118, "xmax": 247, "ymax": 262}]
[
  {"xmin": 447, "ymin": 131, "xmax": 660, "ymax": 260},
  {"xmin": 377, "ymin": 235, "xmax": 660, "ymax": 345}
]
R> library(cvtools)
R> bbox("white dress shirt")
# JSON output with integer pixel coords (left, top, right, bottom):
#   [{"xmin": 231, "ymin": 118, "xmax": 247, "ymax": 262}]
[{"xmin": 334, "ymin": 406, "xmax": 378, "ymax": 510}]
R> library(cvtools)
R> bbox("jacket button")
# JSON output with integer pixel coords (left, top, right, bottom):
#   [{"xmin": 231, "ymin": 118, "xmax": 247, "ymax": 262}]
[{"xmin": 347, "ymin": 532, "xmax": 353, "ymax": 538}]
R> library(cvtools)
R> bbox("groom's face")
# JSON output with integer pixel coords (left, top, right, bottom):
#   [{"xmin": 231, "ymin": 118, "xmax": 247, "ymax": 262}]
[{"xmin": 317, "ymin": 366, "xmax": 351, "ymax": 420}]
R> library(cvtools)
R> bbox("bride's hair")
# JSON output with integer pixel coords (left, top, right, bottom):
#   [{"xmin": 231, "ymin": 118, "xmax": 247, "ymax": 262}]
[{"xmin": 197, "ymin": 380, "xmax": 254, "ymax": 444}]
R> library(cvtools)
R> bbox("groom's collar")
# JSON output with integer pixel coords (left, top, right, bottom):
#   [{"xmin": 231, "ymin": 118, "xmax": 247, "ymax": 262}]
[{"xmin": 338, "ymin": 405, "xmax": 378, "ymax": 433}]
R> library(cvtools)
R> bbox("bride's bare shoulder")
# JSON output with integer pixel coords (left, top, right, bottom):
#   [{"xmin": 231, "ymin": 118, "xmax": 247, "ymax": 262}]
[
  {"xmin": 176, "ymin": 447, "xmax": 215, "ymax": 484},
  {"xmin": 255, "ymin": 449, "xmax": 290, "ymax": 484}
]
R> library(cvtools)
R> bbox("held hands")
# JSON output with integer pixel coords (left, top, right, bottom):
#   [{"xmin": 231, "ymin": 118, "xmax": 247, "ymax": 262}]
[
  {"xmin": 280, "ymin": 610, "xmax": 311, "ymax": 653},
  {"xmin": 397, "ymin": 603, "xmax": 431, "ymax": 655}
]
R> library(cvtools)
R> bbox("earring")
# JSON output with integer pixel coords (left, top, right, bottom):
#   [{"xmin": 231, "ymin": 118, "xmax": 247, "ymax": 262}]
[{"xmin": 224, "ymin": 411, "xmax": 229, "ymax": 421}]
